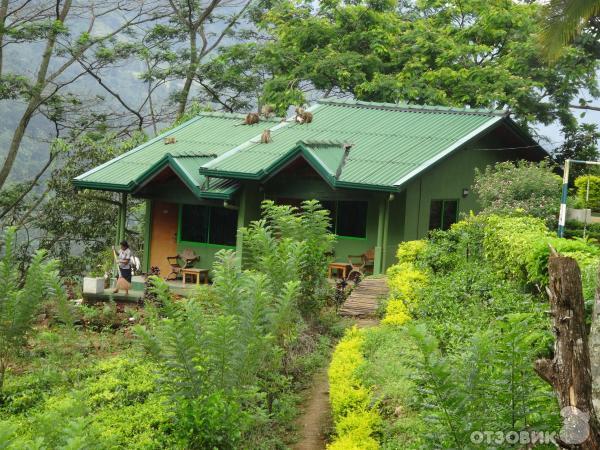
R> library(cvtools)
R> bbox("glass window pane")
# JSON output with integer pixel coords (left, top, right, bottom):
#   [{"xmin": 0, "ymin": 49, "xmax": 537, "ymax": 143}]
[
  {"xmin": 181, "ymin": 205, "xmax": 209, "ymax": 243},
  {"xmin": 209, "ymin": 206, "xmax": 238, "ymax": 246},
  {"xmin": 442, "ymin": 200, "xmax": 458, "ymax": 231},
  {"xmin": 319, "ymin": 200, "xmax": 337, "ymax": 233},
  {"xmin": 336, "ymin": 201, "xmax": 368, "ymax": 238},
  {"xmin": 429, "ymin": 200, "xmax": 443, "ymax": 231}
]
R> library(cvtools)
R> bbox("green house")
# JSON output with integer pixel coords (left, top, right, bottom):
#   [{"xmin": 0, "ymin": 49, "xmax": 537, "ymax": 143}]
[{"xmin": 74, "ymin": 99, "xmax": 546, "ymax": 277}]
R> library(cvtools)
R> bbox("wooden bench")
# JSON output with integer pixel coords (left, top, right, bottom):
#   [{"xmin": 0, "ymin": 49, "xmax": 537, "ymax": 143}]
[{"xmin": 181, "ymin": 268, "xmax": 210, "ymax": 286}]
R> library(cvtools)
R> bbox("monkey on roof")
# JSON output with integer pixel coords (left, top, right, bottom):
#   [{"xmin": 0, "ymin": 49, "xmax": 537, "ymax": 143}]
[
  {"xmin": 295, "ymin": 107, "xmax": 313, "ymax": 124},
  {"xmin": 236, "ymin": 112, "xmax": 260, "ymax": 126},
  {"xmin": 261, "ymin": 104, "xmax": 274, "ymax": 118},
  {"xmin": 260, "ymin": 129, "xmax": 272, "ymax": 144}
]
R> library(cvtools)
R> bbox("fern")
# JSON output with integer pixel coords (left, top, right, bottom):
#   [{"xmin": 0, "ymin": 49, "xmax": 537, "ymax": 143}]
[{"xmin": 0, "ymin": 228, "xmax": 66, "ymax": 391}]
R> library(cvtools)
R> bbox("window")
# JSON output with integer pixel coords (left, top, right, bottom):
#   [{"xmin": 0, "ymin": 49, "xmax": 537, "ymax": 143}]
[
  {"xmin": 321, "ymin": 200, "xmax": 368, "ymax": 238},
  {"xmin": 429, "ymin": 199, "xmax": 458, "ymax": 231},
  {"xmin": 180, "ymin": 204, "xmax": 238, "ymax": 246}
]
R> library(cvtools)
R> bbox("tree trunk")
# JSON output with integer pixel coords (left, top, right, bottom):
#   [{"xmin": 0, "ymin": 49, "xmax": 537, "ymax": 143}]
[
  {"xmin": 591, "ymin": 266, "xmax": 600, "ymax": 416},
  {"xmin": 0, "ymin": 0, "xmax": 8, "ymax": 77},
  {"xmin": 535, "ymin": 255, "xmax": 600, "ymax": 449},
  {"xmin": 0, "ymin": 0, "xmax": 72, "ymax": 190},
  {"xmin": 176, "ymin": 30, "xmax": 197, "ymax": 119}
]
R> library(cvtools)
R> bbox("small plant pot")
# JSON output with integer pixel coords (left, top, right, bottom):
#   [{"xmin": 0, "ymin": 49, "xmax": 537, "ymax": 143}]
[{"xmin": 83, "ymin": 277, "xmax": 105, "ymax": 294}]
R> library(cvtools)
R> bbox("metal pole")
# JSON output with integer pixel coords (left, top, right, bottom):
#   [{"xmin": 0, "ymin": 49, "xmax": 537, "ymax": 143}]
[{"xmin": 558, "ymin": 159, "xmax": 570, "ymax": 238}]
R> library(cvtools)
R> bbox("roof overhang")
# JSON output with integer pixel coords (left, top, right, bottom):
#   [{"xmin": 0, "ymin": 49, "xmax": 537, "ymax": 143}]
[
  {"xmin": 74, "ymin": 153, "xmax": 239, "ymax": 200},
  {"xmin": 392, "ymin": 116, "xmax": 547, "ymax": 188}
]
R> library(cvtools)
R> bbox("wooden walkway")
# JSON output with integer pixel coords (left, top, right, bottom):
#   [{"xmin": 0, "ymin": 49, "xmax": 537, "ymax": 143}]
[{"xmin": 339, "ymin": 277, "xmax": 388, "ymax": 318}]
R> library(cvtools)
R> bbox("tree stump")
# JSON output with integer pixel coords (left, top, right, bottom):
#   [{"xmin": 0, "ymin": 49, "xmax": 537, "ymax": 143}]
[{"xmin": 534, "ymin": 255, "xmax": 600, "ymax": 449}]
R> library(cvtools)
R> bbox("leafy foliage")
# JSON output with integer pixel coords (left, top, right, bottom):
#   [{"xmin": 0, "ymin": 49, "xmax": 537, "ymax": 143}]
[
  {"xmin": 0, "ymin": 228, "xmax": 69, "ymax": 391},
  {"xmin": 328, "ymin": 326, "xmax": 380, "ymax": 450},
  {"xmin": 36, "ymin": 132, "xmax": 146, "ymax": 275},
  {"xmin": 473, "ymin": 161, "xmax": 562, "ymax": 227},
  {"xmin": 242, "ymin": 200, "xmax": 335, "ymax": 320},
  {"xmin": 349, "ymin": 213, "xmax": 597, "ymax": 448},
  {"xmin": 135, "ymin": 201, "xmax": 336, "ymax": 448},
  {"xmin": 574, "ymin": 174, "xmax": 600, "ymax": 208},
  {"xmin": 224, "ymin": 0, "xmax": 600, "ymax": 129}
]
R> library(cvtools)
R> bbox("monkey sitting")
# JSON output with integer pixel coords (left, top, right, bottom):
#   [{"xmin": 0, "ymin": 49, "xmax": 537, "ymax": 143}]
[
  {"xmin": 295, "ymin": 107, "xmax": 313, "ymax": 124},
  {"xmin": 261, "ymin": 104, "xmax": 274, "ymax": 118},
  {"xmin": 260, "ymin": 129, "xmax": 272, "ymax": 144},
  {"xmin": 236, "ymin": 112, "xmax": 260, "ymax": 126}
]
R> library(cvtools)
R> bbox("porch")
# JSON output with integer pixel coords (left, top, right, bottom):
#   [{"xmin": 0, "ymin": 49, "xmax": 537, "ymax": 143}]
[{"xmin": 82, "ymin": 275, "xmax": 207, "ymax": 303}]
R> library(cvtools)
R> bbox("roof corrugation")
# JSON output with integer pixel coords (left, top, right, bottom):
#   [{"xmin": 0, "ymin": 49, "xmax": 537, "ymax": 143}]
[
  {"xmin": 74, "ymin": 113, "xmax": 278, "ymax": 193},
  {"xmin": 200, "ymin": 100, "xmax": 506, "ymax": 188},
  {"xmin": 75, "ymin": 99, "xmax": 540, "ymax": 195}
]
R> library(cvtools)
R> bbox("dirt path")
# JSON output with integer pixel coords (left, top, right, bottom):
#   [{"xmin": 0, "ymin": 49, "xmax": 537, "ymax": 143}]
[
  {"xmin": 293, "ymin": 369, "xmax": 331, "ymax": 450},
  {"xmin": 293, "ymin": 320, "xmax": 380, "ymax": 449}
]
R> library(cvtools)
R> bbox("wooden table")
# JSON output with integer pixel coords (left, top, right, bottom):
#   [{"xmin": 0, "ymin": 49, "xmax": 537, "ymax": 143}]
[
  {"xmin": 181, "ymin": 268, "xmax": 210, "ymax": 286},
  {"xmin": 328, "ymin": 262, "xmax": 351, "ymax": 279}
]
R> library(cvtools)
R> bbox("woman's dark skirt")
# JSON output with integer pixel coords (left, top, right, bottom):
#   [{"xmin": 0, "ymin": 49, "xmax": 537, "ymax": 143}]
[{"xmin": 119, "ymin": 267, "xmax": 132, "ymax": 283}]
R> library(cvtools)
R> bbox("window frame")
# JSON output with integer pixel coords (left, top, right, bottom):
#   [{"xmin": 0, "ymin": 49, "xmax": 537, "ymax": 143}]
[
  {"xmin": 325, "ymin": 200, "xmax": 369, "ymax": 240},
  {"xmin": 177, "ymin": 204, "xmax": 238, "ymax": 249},
  {"xmin": 428, "ymin": 198, "xmax": 459, "ymax": 232}
]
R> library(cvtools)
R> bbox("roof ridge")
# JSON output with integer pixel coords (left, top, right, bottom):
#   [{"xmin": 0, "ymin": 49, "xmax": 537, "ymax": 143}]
[
  {"xmin": 201, "ymin": 104, "xmax": 323, "ymax": 171},
  {"xmin": 317, "ymin": 98, "xmax": 508, "ymax": 117},
  {"xmin": 198, "ymin": 111, "xmax": 281, "ymax": 122}
]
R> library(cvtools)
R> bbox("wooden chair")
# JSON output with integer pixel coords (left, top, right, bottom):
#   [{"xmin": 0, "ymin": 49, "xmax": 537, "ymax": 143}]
[
  {"xmin": 166, "ymin": 249, "xmax": 199, "ymax": 280},
  {"xmin": 347, "ymin": 248, "xmax": 375, "ymax": 282}
]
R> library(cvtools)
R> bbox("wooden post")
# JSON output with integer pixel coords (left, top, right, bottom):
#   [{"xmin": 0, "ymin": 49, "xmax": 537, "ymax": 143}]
[
  {"xmin": 235, "ymin": 187, "xmax": 247, "ymax": 269},
  {"xmin": 374, "ymin": 197, "xmax": 385, "ymax": 275},
  {"xmin": 143, "ymin": 200, "xmax": 152, "ymax": 273},
  {"xmin": 534, "ymin": 255, "xmax": 600, "ymax": 449}
]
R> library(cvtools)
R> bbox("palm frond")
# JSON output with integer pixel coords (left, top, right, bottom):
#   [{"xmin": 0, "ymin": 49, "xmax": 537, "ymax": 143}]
[{"xmin": 541, "ymin": 0, "xmax": 600, "ymax": 60}]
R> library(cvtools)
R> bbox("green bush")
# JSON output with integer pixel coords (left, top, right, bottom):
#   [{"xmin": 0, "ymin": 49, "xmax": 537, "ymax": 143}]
[
  {"xmin": 1, "ymin": 355, "xmax": 172, "ymax": 449},
  {"xmin": 574, "ymin": 175, "xmax": 600, "ymax": 209},
  {"xmin": 473, "ymin": 160, "xmax": 561, "ymax": 227},
  {"xmin": 360, "ymin": 326, "xmax": 426, "ymax": 449},
  {"xmin": 242, "ymin": 200, "xmax": 335, "ymax": 320},
  {"xmin": 0, "ymin": 227, "xmax": 71, "ymax": 391}
]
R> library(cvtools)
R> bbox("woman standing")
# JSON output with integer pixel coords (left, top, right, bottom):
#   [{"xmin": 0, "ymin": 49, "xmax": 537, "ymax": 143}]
[{"xmin": 113, "ymin": 240, "xmax": 132, "ymax": 295}]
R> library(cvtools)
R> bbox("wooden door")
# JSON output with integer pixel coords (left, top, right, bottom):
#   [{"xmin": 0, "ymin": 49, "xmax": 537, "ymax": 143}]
[{"xmin": 149, "ymin": 201, "xmax": 179, "ymax": 278}]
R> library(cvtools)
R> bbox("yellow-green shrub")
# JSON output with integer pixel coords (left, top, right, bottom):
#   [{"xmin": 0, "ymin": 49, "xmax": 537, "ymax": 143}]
[
  {"xmin": 482, "ymin": 215, "xmax": 550, "ymax": 279},
  {"xmin": 328, "ymin": 327, "xmax": 380, "ymax": 449},
  {"xmin": 381, "ymin": 299, "xmax": 411, "ymax": 326},
  {"xmin": 396, "ymin": 240, "xmax": 428, "ymax": 265},
  {"xmin": 386, "ymin": 264, "xmax": 428, "ymax": 308},
  {"xmin": 481, "ymin": 215, "xmax": 599, "ymax": 297},
  {"xmin": 328, "ymin": 409, "xmax": 381, "ymax": 450}
]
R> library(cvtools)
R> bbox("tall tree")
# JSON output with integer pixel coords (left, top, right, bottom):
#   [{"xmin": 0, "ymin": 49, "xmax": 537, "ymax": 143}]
[
  {"xmin": 216, "ymin": 0, "xmax": 600, "ymax": 127},
  {"xmin": 141, "ymin": 0, "xmax": 254, "ymax": 119},
  {"xmin": 0, "ymin": 0, "xmax": 166, "ymax": 192}
]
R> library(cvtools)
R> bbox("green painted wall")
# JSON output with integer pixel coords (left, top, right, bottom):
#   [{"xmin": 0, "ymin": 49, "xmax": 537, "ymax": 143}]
[
  {"xmin": 140, "ymin": 136, "xmax": 534, "ymax": 274},
  {"xmin": 384, "ymin": 190, "xmax": 406, "ymax": 269},
  {"xmin": 401, "ymin": 143, "xmax": 522, "ymax": 241}
]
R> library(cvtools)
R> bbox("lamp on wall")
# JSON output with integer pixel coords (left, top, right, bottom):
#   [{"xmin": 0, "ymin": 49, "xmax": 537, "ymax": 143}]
[{"xmin": 462, "ymin": 188, "xmax": 469, "ymax": 198}]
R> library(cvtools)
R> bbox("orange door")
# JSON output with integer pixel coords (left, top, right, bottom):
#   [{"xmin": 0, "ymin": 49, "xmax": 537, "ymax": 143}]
[{"xmin": 149, "ymin": 201, "xmax": 179, "ymax": 278}]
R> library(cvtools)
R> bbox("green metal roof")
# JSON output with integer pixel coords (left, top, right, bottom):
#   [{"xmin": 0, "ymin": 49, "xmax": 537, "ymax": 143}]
[
  {"xmin": 73, "ymin": 112, "xmax": 280, "ymax": 199},
  {"xmin": 75, "ymin": 99, "xmax": 544, "ymax": 197},
  {"xmin": 199, "ymin": 99, "xmax": 538, "ymax": 191}
]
